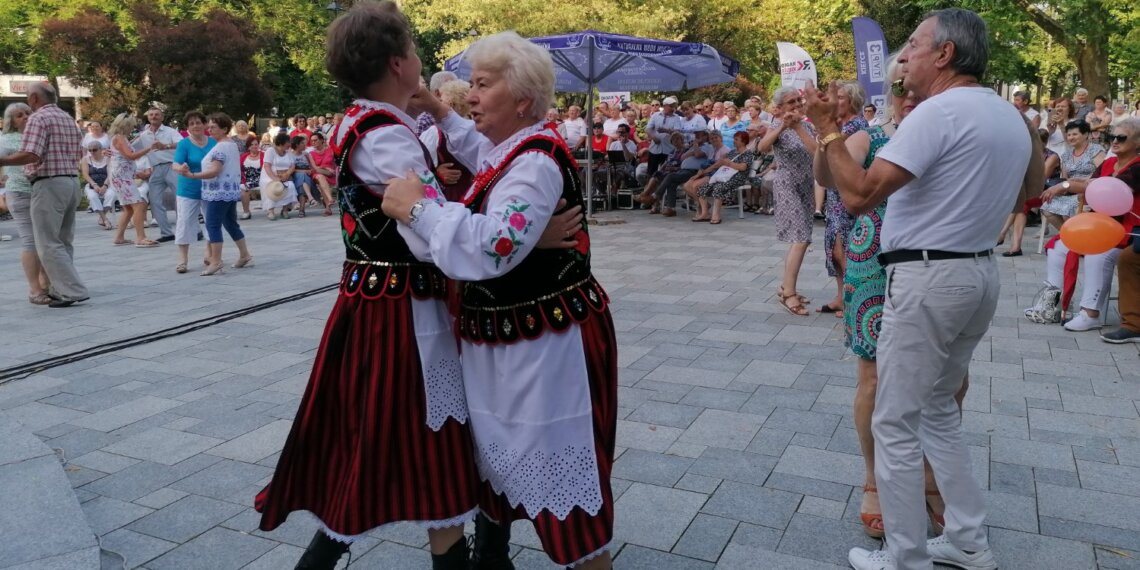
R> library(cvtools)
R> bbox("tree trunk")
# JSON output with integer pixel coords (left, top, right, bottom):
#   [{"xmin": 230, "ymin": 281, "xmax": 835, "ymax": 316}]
[{"xmin": 1075, "ymin": 43, "xmax": 1111, "ymax": 99}]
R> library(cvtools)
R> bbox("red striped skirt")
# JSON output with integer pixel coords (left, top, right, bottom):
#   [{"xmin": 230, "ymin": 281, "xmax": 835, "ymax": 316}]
[
  {"xmin": 255, "ymin": 292, "xmax": 478, "ymax": 535},
  {"xmin": 478, "ymin": 308, "xmax": 619, "ymax": 566}
]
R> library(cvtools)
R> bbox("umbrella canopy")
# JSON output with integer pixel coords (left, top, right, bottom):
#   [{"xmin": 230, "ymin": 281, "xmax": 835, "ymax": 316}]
[
  {"xmin": 444, "ymin": 30, "xmax": 740, "ymax": 216},
  {"xmin": 445, "ymin": 30, "xmax": 740, "ymax": 93}
]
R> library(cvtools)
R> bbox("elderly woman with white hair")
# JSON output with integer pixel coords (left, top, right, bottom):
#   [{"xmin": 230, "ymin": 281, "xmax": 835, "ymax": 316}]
[
  {"xmin": 757, "ymin": 86, "xmax": 817, "ymax": 316},
  {"xmin": 817, "ymin": 81, "xmax": 869, "ymax": 316},
  {"xmin": 383, "ymin": 30, "xmax": 618, "ymax": 570},
  {"xmin": 107, "ymin": 113, "xmax": 157, "ymax": 247}
]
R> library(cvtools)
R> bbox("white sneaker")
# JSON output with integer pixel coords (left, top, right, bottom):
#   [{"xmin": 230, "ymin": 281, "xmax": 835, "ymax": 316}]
[
  {"xmin": 848, "ymin": 547, "xmax": 896, "ymax": 570},
  {"xmin": 926, "ymin": 535, "xmax": 998, "ymax": 570},
  {"xmin": 1063, "ymin": 310, "xmax": 1102, "ymax": 332},
  {"xmin": 149, "ymin": 220, "xmax": 158, "ymax": 228}
]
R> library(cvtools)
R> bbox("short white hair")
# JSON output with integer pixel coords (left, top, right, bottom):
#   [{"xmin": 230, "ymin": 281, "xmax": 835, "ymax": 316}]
[
  {"xmin": 836, "ymin": 81, "xmax": 866, "ymax": 115},
  {"xmin": 772, "ymin": 86, "xmax": 800, "ymax": 106},
  {"xmin": 1075, "ymin": 88, "xmax": 1089, "ymax": 96},
  {"xmin": 463, "ymin": 31, "xmax": 554, "ymax": 122},
  {"xmin": 429, "ymin": 70, "xmax": 458, "ymax": 92},
  {"xmin": 438, "ymin": 79, "xmax": 472, "ymax": 117}
]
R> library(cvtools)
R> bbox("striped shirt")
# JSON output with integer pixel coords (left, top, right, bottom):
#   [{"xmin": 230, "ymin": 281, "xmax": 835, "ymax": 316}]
[{"xmin": 19, "ymin": 104, "xmax": 83, "ymax": 180}]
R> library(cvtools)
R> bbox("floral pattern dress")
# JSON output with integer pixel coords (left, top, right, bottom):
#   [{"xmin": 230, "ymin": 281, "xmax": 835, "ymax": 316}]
[
  {"xmin": 1042, "ymin": 143, "xmax": 1105, "ymax": 218},
  {"xmin": 109, "ymin": 142, "xmax": 141, "ymax": 205},
  {"xmin": 824, "ymin": 115, "xmax": 869, "ymax": 276},
  {"xmin": 697, "ymin": 150, "xmax": 756, "ymax": 200},
  {"xmin": 843, "ymin": 126, "xmax": 891, "ymax": 360},
  {"xmin": 771, "ymin": 120, "xmax": 816, "ymax": 243}
]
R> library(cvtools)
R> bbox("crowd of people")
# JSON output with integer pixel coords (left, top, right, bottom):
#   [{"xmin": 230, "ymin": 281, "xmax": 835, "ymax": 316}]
[{"xmin": 2, "ymin": 3, "xmax": 1139, "ymax": 570}]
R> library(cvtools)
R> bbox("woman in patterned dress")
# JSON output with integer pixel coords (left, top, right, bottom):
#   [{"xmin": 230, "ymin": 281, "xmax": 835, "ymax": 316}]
[
  {"xmin": 819, "ymin": 82, "xmax": 869, "ymax": 315},
  {"xmin": 813, "ymin": 62, "xmax": 962, "ymax": 541},
  {"xmin": 692, "ymin": 130, "xmax": 755, "ymax": 223},
  {"xmin": 757, "ymin": 86, "xmax": 816, "ymax": 315},
  {"xmin": 107, "ymin": 113, "xmax": 157, "ymax": 247},
  {"xmin": 1040, "ymin": 119, "xmax": 1105, "ymax": 229}
]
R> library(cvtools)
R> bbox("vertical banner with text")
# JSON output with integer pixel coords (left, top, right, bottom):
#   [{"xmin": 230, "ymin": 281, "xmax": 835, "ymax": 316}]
[
  {"xmin": 852, "ymin": 17, "xmax": 889, "ymax": 123},
  {"xmin": 777, "ymin": 42, "xmax": 817, "ymax": 92}
]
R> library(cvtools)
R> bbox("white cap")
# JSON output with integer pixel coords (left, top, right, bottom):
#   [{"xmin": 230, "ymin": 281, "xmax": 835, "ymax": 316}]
[{"xmin": 662, "ymin": 96, "xmax": 679, "ymax": 106}]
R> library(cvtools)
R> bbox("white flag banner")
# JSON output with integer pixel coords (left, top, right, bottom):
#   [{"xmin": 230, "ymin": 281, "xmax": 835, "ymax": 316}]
[
  {"xmin": 777, "ymin": 42, "xmax": 817, "ymax": 91},
  {"xmin": 598, "ymin": 91, "xmax": 631, "ymax": 107}
]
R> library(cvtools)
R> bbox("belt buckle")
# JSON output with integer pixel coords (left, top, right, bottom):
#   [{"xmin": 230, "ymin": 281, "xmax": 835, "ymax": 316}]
[{"xmin": 922, "ymin": 250, "xmax": 930, "ymax": 267}]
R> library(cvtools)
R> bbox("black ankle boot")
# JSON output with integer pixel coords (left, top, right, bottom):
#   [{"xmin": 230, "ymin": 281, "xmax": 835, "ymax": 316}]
[
  {"xmin": 431, "ymin": 537, "xmax": 469, "ymax": 570},
  {"xmin": 295, "ymin": 530, "xmax": 350, "ymax": 570},
  {"xmin": 471, "ymin": 513, "xmax": 515, "ymax": 570}
]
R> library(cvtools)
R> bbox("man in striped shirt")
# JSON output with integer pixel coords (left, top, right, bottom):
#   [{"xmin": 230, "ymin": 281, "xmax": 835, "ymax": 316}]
[{"xmin": 0, "ymin": 82, "xmax": 88, "ymax": 307}]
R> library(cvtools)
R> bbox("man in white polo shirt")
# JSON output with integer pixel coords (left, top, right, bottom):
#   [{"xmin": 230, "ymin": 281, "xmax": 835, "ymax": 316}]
[
  {"xmin": 806, "ymin": 8, "xmax": 1037, "ymax": 570},
  {"xmin": 134, "ymin": 106, "xmax": 182, "ymax": 242}
]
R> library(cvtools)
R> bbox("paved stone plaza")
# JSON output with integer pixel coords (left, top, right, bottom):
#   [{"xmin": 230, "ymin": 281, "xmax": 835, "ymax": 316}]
[{"xmin": 1, "ymin": 207, "xmax": 1137, "ymax": 569}]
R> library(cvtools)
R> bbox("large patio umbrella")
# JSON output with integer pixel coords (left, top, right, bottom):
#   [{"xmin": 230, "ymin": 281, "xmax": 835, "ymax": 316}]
[{"xmin": 444, "ymin": 30, "xmax": 741, "ymax": 215}]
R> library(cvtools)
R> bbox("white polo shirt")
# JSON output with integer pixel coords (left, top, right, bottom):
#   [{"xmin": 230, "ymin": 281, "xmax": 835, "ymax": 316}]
[{"xmin": 875, "ymin": 86, "xmax": 1031, "ymax": 253}]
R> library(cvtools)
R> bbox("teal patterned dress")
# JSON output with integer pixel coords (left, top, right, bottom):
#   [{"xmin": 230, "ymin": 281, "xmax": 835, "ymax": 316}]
[{"xmin": 843, "ymin": 126, "xmax": 891, "ymax": 360}]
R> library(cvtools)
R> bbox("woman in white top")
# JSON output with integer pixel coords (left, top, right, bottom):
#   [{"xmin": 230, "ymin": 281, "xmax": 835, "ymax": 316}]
[
  {"xmin": 384, "ymin": 31, "xmax": 617, "ymax": 570},
  {"xmin": 81, "ymin": 120, "xmax": 111, "ymax": 153},
  {"xmin": 260, "ymin": 132, "xmax": 299, "ymax": 219},
  {"xmin": 1045, "ymin": 97, "xmax": 1075, "ymax": 156},
  {"xmin": 180, "ymin": 112, "xmax": 253, "ymax": 275}
]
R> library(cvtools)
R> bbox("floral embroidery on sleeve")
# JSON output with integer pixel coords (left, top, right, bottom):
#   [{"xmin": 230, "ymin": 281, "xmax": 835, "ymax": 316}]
[
  {"xmin": 484, "ymin": 199, "xmax": 534, "ymax": 268},
  {"xmin": 418, "ymin": 170, "xmax": 446, "ymax": 206}
]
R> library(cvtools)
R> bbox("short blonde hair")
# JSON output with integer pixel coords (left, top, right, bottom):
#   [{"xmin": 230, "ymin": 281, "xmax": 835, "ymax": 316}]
[
  {"xmin": 108, "ymin": 113, "xmax": 137, "ymax": 136},
  {"xmin": 837, "ymin": 81, "xmax": 866, "ymax": 116},
  {"xmin": 438, "ymin": 79, "xmax": 472, "ymax": 118},
  {"xmin": 463, "ymin": 31, "xmax": 554, "ymax": 122}
]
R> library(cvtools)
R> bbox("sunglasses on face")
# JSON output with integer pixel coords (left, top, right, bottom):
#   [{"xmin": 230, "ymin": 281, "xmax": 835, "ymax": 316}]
[
  {"xmin": 890, "ymin": 79, "xmax": 906, "ymax": 98},
  {"xmin": 1110, "ymin": 134, "xmax": 1132, "ymax": 144}
]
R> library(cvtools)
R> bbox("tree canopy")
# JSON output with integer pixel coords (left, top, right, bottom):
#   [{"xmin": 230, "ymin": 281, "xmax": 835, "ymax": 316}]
[{"xmin": 0, "ymin": 0, "xmax": 1133, "ymax": 119}]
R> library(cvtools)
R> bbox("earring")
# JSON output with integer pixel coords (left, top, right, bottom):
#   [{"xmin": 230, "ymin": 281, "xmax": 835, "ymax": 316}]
[{"xmin": 517, "ymin": 112, "xmax": 524, "ymax": 118}]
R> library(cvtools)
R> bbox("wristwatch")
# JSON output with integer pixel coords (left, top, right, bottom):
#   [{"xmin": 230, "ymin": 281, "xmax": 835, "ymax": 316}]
[
  {"xmin": 817, "ymin": 132, "xmax": 844, "ymax": 149},
  {"xmin": 1061, "ymin": 181, "xmax": 1071, "ymax": 194},
  {"xmin": 408, "ymin": 201, "xmax": 426, "ymax": 226}
]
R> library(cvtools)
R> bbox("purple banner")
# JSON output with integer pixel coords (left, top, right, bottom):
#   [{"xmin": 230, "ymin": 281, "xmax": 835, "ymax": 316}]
[{"xmin": 852, "ymin": 17, "xmax": 888, "ymax": 122}]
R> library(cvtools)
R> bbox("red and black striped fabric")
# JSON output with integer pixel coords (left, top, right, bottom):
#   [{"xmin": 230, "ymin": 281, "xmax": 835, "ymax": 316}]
[
  {"xmin": 255, "ymin": 291, "xmax": 478, "ymax": 535},
  {"xmin": 476, "ymin": 308, "xmax": 619, "ymax": 566}
]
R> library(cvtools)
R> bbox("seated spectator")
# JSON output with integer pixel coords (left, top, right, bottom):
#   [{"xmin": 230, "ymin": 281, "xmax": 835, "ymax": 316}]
[
  {"xmin": 261, "ymin": 132, "xmax": 299, "ymax": 220},
  {"xmin": 289, "ymin": 135, "xmax": 316, "ymax": 216},
  {"xmin": 636, "ymin": 132, "xmax": 686, "ymax": 213},
  {"xmin": 1100, "ymin": 118, "xmax": 1140, "ymax": 342},
  {"xmin": 678, "ymin": 101, "xmax": 708, "ymax": 142},
  {"xmin": 239, "ymin": 142, "xmax": 263, "ymax": 219},
  {"xmin": 560, "ymin": 105, "xmax": 587, "ymax": 151},
  {"xmin": 648, "ymin": 129, "xmax": 713, "ymax": 217},
  {"xmin": 602, "ymin": 105, "xmax": 628, "ymax": 139},
  {"xmin": 589, "ymin": 122, "xmax": 608, "ymax": 155},
  {"xmin": 997, "ymin": 128, "xmax": 1059, "ymax": 256},
  {"xmin": 544, "ymin": 108, "xmax": 561, "ymax": 132},
  {"xmin": 81, "ymin": 142, "xmax": 115, "ymax": 229},
  {"xmin": 288, "ymin": 114, "xmax": 311, "ymax": 141},
  {"xmin": 688, "ymin": 131, "xmax": 755, "ymax": 223},
  {"xmin": 719, "ymin": 102, "xmax": 748, "ymax": 147},
  {"xmin": 1041, "ymin": 119, "xmax": 1105, "ymax": 229},
  {"xmin": 82, "ymin": 120, "xmax": 111, "ymax": 152},
  {"xmin": 602, "ymin": 124, "xmax": 637, "ymax": 189},
  {"xmin": 307, "ymin": 132, "xmax": 336, "ymax": 216},
  {"xmin": 230, "ymin": 120, "xmax": 258, "ymax": 154}
]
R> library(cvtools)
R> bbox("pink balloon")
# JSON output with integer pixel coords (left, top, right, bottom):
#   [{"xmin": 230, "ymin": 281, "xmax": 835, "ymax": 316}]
[{"xmin": 1086, "ymin": 176, "xmax": 1135, "ymax": 217}]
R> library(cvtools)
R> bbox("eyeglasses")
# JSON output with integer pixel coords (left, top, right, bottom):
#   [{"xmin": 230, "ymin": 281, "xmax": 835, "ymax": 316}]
[
  {"xmin": 890, "ymin": 79, "xmax": 906, "ymax": 98},
  {"xmin": 1110, "ymin": 134, "xmax": 1131, "ymax": 144}
]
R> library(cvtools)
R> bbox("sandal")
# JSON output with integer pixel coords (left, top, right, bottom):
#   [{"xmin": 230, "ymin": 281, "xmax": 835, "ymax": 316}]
[
  {"xmin": 777, "ymin": 290, "xmax": 810, "ymax": 316},
  {"xmin": 817, "ymin": 303, "xmax": 844, "ymax": 317},
  {"xmin": 709, "ymin": 218, "xmax": 722, "ymax": 225},
  {"xmin": 239, "ymin": 212, "xmax": 252, "ymax": 220},
  {"xmin": 233, "ymin": 256, "xmax": 254, "ymax": 269},
  {"xmin": 267, "ymin": 211, "xmax": 277, "ymax": 221},
  {"xmin": 28, "ymin": 293, "xmax": 52, "ymax": 305},
  {"xmin": 175, "ymin": 263, "xmax": 187, "ymax": 274},
  {"xmin": 112, "ymin": 239, "xmax": 129, "ymax": 246},
  {"xmin": 861, "ymin": 485, "xmax": 885, "ymax": 539},
  {"xmin": 323, "ymin": 207, "xmax": 333, "ymax": 217},
  {"xmin": 134, "ymin": 240, "xmax": 159, "ymax": 248},
  {"xmin": 926, "ymin": 489, "xmax": 946, "ymax": 535},
  {"xmin": 691, "ymin": 216, "xmax": 711, "ymax": 222},
  {"xmin": 201, "ymin": 263, "xmax": 224, "ymax": 276},
  {"xmin": 777, "ymin": 285, "xmax": 810, "ymax": 305}
]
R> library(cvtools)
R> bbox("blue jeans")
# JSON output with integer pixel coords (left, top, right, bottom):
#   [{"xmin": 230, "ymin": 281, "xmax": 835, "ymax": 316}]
[
  {"xmin": 203, "ymin": 200, "xmax": 244, "ymax": 243},
  {"xmin": 292, "ymin": 172, "xmax": 313, "ymax": 196}
]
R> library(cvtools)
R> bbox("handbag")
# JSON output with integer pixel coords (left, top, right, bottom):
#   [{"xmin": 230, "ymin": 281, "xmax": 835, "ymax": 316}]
[{"xmin": 709, "ymin": 165, "xmax": 736, "ymax": 184}]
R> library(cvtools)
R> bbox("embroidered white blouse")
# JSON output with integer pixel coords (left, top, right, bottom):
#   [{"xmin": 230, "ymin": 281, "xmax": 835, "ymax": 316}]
[{"xmin": 401, "ymin": 111, "xmax": 604, "ymax": 521}]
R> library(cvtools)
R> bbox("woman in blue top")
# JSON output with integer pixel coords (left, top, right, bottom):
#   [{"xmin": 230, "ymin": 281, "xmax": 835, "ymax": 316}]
[
  {"xmin": 184, "ymin": 112, "xmax": 253, "ymax": 276},
  {"xmin": 172, "ymin": 111, "xmax": 216, "ymax": 273},
  {"xmin": 718, "ymin": 102, "xmax": 748, "ymax": 148}
]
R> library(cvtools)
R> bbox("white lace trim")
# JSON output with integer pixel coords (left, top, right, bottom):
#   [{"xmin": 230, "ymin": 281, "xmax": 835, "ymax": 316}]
[
  {"xmin": 567, "ymin": 543, "xmax": 612, "ymax": 568},
  {"xmin": 318, "ymin": 507, "xmax": 477, "ymax": 542},
  {"xmin": 476, "ymin": 443, "xmax": 603, "ymax": 521},
  {"xmin": 411, "ymin": 298, "xmax": 469, "ymax": 431},
  {"xmin": 423, "ymin": 356, "xmax": 468, "ymax": 430}
]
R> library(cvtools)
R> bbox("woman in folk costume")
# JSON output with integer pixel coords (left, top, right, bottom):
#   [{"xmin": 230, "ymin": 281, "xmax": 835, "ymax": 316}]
[
  {"xmin": 383, "ymin": 32, "xmax": 619, "ymax": 569},
  {"xmin": 254, "ymin": 3, "xmax": 482, "ymax": 568}
]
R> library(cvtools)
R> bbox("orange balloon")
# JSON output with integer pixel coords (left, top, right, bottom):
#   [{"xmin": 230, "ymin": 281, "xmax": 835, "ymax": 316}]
[{"xmin": 1060, "ymin": 212, "xmax": 1126, "ymax": 255}]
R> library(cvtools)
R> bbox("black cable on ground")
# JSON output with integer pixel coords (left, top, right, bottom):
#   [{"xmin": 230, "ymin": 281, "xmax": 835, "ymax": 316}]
[{"xmin": 0, "ymin": 282, "xmax": 340, "ymax": 385}]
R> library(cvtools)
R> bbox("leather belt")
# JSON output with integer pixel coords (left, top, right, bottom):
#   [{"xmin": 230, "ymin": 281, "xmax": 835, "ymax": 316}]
[{"xmin": 878, "ymin": 249, "xmax": 993, "ymax": 266}]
